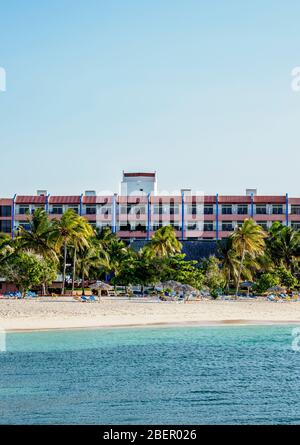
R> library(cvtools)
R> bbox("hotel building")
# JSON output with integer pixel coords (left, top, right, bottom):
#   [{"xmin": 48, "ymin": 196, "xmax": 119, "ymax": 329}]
[{"xmin": 1, "ymin": 172, "xmax": 300, "ymax": 241}]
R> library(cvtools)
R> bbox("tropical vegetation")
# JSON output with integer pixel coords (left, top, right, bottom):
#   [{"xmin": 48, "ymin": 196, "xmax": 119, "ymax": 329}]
[{"xmin": 0, "ymin": 211, "xmax": 299, "ymax": 297}]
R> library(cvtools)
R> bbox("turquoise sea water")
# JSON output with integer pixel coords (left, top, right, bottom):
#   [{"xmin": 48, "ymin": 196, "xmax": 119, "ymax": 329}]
[{"xmin": 0, "ymin": 325, "xmax": 300, "ymax": 424}]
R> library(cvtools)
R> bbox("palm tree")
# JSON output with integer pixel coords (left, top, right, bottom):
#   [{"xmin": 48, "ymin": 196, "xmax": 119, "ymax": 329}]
[
  {"xmin": 95, "ymin": 227, "xmax": 129, "ymax": 282},
  {"xmin": 267, "ymin": 222, "xmax": 300, "ymax": 272},
  {"xmin": 145, "ymin": 225, "xmax": 182, "ymax": 258},
  {"xmin": 17, "ymin": 209, "xmax": 57, "ymax": 261},
  {"xmin": 231, "ymin": 219, "xmax": 265, "ymax": 297},
  {"xmin": 217, "ymin": 238, "xmax": 239, "ymax": 292},
  {"xmin": 0, "ymin": 233, "xmax": 13, "ymax": 264},
  {"xmin": 76, "ymin": 241, "xmax": 104, "ymax": 295},
  {"xmin": 51, "ymin": 209, "xmax": 91, "ymax": 295},
  {"xmin": 69, "ymin": 216, "xmax": 94, "ymax": 294}
]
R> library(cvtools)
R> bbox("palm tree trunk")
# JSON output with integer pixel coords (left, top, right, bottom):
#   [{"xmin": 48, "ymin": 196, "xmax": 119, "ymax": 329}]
[
  {"xmin": 61, "ymin": 242, "xmax": 67, "ymax": 295},
  {"xmin": 71, "ymin": 247, "xmax": 77, "ymax": 295},
  {"xmin": 235, "ymin": 247, "xmax": 245, "ymax": 298},
  {"xmin": 81, "ymin": 267, "xmax": 85, "ymax": 295},
  {"xmin": 226, "ymin": 271, "xmax": 230, "ymax": 293}
]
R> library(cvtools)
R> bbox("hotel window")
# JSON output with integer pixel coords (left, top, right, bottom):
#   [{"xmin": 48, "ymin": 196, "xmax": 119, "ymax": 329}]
[
  {"xmin": 188, "ymin": 205, "xmax": 197, "ymax": 215},
  {"xmin": 0, "ymin": 220, "xmax": 11, "ymax": 233},
  {"xmin": 272, "ymin": 205, "xmax": 283, "ymax": 215},
  {"xmin": 222, "ymin": 222, "xmax": 233, "ymax": 231},
  {"xmin": 153, "ymin": 205, "xmax": 163, "ymax": 215},
  {"xmin": 291, "ymin": 205, "xmax": 300, "ymax": 215},
  {"xmin": 51, "ymin": 205, "xmax": 63, "ymax": 215},
  {"xmin": 204, "ymin": 205, "xmax": 213, "ymax": 215},
  {"xmin": 291, "ymin": 222, "xmax": 300, "ymax": 230},
  {"xmin": 120, "ymin": 223, "xmax": 131, "ymax": 231},
  {"xmin": 204, "ymin": 222, "xmax": 214, "ymax": 232},
  {"xmin": 0, "ymin": 205, "xmax": 11, "ymax": 217},
  {"xmin": 255, "ymin": 205, "xmax": 267, "ymax": 214},
  {"xmin": 18, "ymin": 205, "xmax": 30, "ymax": 215},
  {"xmin": 86, "ymin": 205, "xmax": 96, "ymax": 215},
  {"xmin": 237, "ymin": 205, "xmax": 248, "ymax": 215},
  {"xmin": 187, "ymin": 223, "xmax": 197, "ymax": 230},
  {"xmin": 171, "ymin": 223, "xmax": 181, "ymax": 231},
  {"xmin": 19, "ymin": 222, "xmax": 31, "ymax": 231},
  {"xmin": 237, "ymin": 221, "xmax": 244, "ymax": 228},
  {"xmin": 222, "ymin": 205, "xmax": 232, "ymax": 215},
  {"xmin": 170, "ymin": 205, "xmax": 179, "ymax": 215},
  {"xmin": 136, "ymin": 223, "xmax": 146, "ymax": 232}
]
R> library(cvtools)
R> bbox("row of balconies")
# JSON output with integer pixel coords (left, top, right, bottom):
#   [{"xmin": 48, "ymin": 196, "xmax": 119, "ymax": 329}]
[
  {"xmin": 9, "ymin": 203, "xmax": 300, "ymax": 217},
  {"xmin": 12, "ymin": 219, "xmax": 300, "ymax": 232},
  {"xmin": 4, "ymin": 218, "xmax": 300, "ymax": 239}
]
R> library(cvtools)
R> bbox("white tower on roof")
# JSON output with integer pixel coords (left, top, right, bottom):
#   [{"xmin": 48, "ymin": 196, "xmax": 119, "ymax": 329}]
[{"xmin": 120, "ymin": 172, "xmax": 157, "ymax": 196}]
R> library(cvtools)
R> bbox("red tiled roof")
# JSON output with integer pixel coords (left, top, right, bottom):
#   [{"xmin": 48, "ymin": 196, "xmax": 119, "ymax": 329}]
[
  {"xmin": 83, "ymin": 196, "xmax": 112, "ymax": 204},
  {"xmin": 49, "ymin": 196, "xmax": 81, "ymax": 204},
  {"xmin": 204, "ymin": 196, "xmax": 217, "ymax": 204},
  {"xmin": 16, "ymin": 196, "xmax": 47, "ymax": 204},
  {"xmin": 254, "ymin": 196, "xmax": 286, "ymax": 204},
  {"xmin": 0, "ymin": 198, "xmax": 13, "ymax": 205},
  {"xmin": 289, "ymin": 198, "xmax": 300, "ymax": 205},
  {"xmin": 219, "ymin": 196, "xmax": 251, "ymax": 204},
  {"xmin": 123, "ymin": 172, "xmax": 155, "ymax": 178}
]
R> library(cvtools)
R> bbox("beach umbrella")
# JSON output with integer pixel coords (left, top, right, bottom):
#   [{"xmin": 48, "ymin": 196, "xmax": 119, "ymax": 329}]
[
  {"xmin": 174, "ymin": 284, "xmax": 200, "ymax": 295},
  {"xmin": 90, "ymin": 281, "xmax": 113, "ymax": 299},
  {"xmin": 157, "ymin": 280, "xmax": 183, "ymax": 290},
  {"xmin": 181, "ymin": 284, "xmax": 200, "ymax": 293},
  {"xmin": 240, "ymin": 281, "xmax": 255, "ymax": 288},
  {"xmin": 199, "ymin": 286, "xmax": 211, "ymax": 297},
  {"xmin": 241, "ymin": 281, "xmax": 255, "ymax": 296},
  {"xmin": 90, "ymin": 281, "xmax": 113, "ymax": 290}
]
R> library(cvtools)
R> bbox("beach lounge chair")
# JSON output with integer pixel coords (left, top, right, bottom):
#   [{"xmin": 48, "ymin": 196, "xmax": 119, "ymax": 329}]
[{"xmin": 26, "ymin": 291, "xmax": 38, "ymax": 298}]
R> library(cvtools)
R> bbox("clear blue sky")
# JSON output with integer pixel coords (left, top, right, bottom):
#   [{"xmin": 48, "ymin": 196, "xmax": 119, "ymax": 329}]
[{"xmin": 0, "ymin": 0, "xmax": 300, "ymax": 196}]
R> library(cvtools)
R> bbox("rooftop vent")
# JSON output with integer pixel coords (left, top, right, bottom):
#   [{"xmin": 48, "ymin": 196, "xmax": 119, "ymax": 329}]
[
  {"xmin": 246, "ymin": 189, "xmax": 257, "ymax": 196},
  {"xmin": 181, "ymin": 188, "xmax": 192, "ymax": 196},
  {"xmin": 37, "ymin": 190, "xmax": 47, "ymax": 196}
]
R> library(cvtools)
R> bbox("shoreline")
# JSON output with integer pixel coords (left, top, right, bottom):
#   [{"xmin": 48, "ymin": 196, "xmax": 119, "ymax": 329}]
[
  {"xmin": 4, "ymin": 319, "xmax": 300, "ymax": 333},
  {"xmin": 1, "ymin": 297, "xmax": 300, "ymax": 333}
]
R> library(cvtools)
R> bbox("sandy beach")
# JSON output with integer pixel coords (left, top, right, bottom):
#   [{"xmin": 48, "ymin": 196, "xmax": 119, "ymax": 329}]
[{"xmin": 0, "ymin": 297, "xmax": 300, "ymax": 331}]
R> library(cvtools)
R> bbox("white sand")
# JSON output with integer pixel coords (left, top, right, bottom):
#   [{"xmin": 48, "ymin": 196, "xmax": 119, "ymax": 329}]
[{"xmin": 0, "ymin": 297, "xmax": 300, "ymax": 331}]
